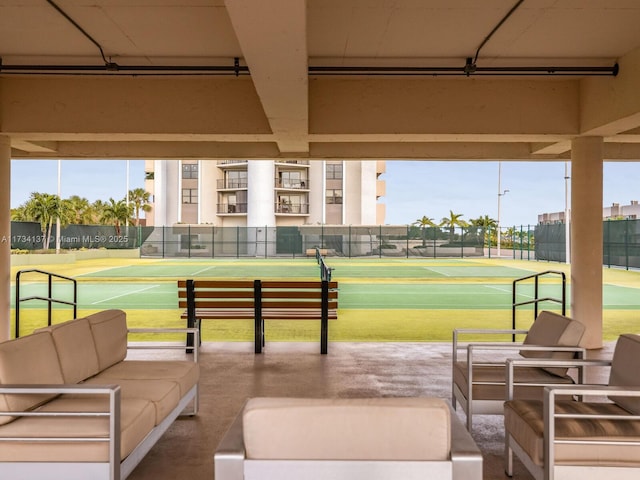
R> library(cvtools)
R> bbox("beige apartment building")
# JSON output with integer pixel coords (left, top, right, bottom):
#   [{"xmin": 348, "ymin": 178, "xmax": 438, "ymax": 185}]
[{"xmin": 144, "ymin": 159, "xmax": 386, "ymax": 227}]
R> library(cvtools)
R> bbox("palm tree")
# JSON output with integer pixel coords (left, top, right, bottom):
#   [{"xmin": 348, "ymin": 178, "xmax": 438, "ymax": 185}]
[
  {"xmin": 470, "ymin": 215, "xmax": 498, "ymax": 247},
  {"xmin": 101, "ymin": 198, "xmax": 133, "ymax": 235},
  {"xmin": 413, "ymin": 215, "xmax": 437, "ymax": 247},
  {"xmin": 21, "ymin": 192, "xmax": 59, "ymax": 250},
  {"xmin": 128, "ymin": 188, "xmax": 152, "ymax": 226},
  {"xmin": 66, "ymin": 195, "xmax": 94, "ymax": 224},
  {"xmin": 440, "ymin": 210, "xmax": 468, "ymax": 242},
  {"xmin": 90, "ymin": 199, "xmax": 108, "ymax": 224}
]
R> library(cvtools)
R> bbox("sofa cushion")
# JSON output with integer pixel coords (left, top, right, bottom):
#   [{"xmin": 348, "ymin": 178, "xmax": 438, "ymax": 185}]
[
  {"xmin": 96, "ymin": 360, "xmax": 199, "ymax": 397},
  {"xmin": 43, "ymin": 317, "xmax": 100, "ymax": 384},
  {"xmin": 608, "ymin": 333, "xmax": 640, "ymax": 414},
  {"xmin": 0, "ymin": 331, "xmax": 64, "ymax": 426},
  {"xmin": 242, "ymin": 397, "xmax": 451, "ymax": 461},
  {"xmin": 505, "ymin": 399, "xmax": 640, "ymax": 467},
  {"xmin": 0, "ymin": 395, "xmax": 156, "ymax": 462},
  {"xmin": 86, "ymin": 309, "xmax": 128, "ymax": 370},
  {"xmin": 85, "ymin": 376, "xmax": 181, "ymax": 425},
  {"xmin": 521, "ymin": 311, "xmax": 585, "ymax": 377}
]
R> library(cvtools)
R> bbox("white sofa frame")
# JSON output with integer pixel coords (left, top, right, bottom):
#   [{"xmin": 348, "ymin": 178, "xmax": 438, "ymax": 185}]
[
  {"xmin": 214, "ymin": 401, "xmax": 483, "ymax": 480},
  {"xmin": 504, "ymin": 357, "xmax": 640, "ymax": 480},
  {"xmin": 452, "ymin": 328, "xmax": 586, "ymax": 430},
  {"xmin": 0, "ymin": 327, "xmax": 199, "ymax": 480}
]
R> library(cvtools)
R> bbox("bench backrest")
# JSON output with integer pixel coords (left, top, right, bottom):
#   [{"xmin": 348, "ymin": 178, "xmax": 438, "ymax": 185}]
[
  {"xmin": 178, "ymin": 280, "xmax": 258, "ymax": 311},
  {"xmin": 260, "ymin": 281, "xmax": 338, "ymax": 312}
]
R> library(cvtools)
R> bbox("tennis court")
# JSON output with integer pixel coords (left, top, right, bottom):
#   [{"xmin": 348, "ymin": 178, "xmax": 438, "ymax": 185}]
[{"xmin": 10, "ymin": 257, "xmax": 640, "ymax": 341}]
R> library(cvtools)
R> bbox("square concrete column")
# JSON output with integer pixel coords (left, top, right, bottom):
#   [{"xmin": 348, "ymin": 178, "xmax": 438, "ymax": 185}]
[
  {"xmin": 570, "ymin": 136, "xmax": 603, "ymax": 348},
  {"xmin": 0, "ymin": 136, "xmax": 10, "ymax": 341}
]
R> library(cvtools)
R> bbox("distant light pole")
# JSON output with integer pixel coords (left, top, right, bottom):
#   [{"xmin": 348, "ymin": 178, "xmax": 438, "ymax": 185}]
[
  {"xmin": 564, "ymin": 161, "xmax": 571, "ymax": 264},
  {"xmin": 55, "ymin": 160, "xmax": 61, "ymax": 254},
  {"xmin": 497, "ymin": 162, "xmax": 509, "ymax": 258}
]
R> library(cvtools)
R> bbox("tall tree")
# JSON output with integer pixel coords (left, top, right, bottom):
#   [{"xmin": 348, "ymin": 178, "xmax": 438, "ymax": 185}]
[
  {"xmin": 128, "ymin": 188, "xmax": 152, "ymax": 226},
  {"xmin": 470, "ymin": 215, "xmax": 498, "ymax": 247},
  {"xmin": 101, "ymin": 198, "xmax": 132, "ymax": 235},
  {"xmin": 21, "ymin": 192, "xmax": 59, "ymax": 249},
  {"xmin": 439, "ymin": 210, "xmax": 468, "ymax": 242},
  {"xmin": 413, "ymin": 215, "xmax": 437, "ymax": 247}
]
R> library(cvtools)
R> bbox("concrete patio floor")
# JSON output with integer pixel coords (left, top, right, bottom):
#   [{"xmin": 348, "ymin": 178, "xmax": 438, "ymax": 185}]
[{"xmin": 127, "ymin": 341, "xmax": 615, "ymax": 480}]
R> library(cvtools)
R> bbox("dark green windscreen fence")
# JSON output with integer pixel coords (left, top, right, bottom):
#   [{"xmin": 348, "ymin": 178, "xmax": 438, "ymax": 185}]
[{"xmin": 11, "ymin": 219, "xmax": 640, "ymax": 268}]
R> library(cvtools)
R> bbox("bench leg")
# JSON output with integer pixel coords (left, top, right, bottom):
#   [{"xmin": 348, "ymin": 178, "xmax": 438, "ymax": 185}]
[{"xmin": 254, "ymin": 316, "xmax": 263, "ymax": 354}]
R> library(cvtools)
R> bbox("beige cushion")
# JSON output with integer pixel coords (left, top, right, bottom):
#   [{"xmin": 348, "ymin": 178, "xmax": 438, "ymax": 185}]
[
  {"xmin": 87, "ymin": 310, "xmax": 128, "ymax": 370},
  {"xmin": 97, "ymin": 360, "xmax": 199, "ymax": 397},
  {"xmin": 85, "ymin": 376, "xmax": 180, "ymax": 425},
  {"xmin": 0, "ymin": 332, "xmax": 64, "ymax": 426},
  {"xmin": 521, "ymin": 311, "xmax": 585, "ymax": 377},
  {"xmin": 0, "ymin": 395, "xmax": 156, "ymax": 462},
  {"xmin": 608, "ymin": 333, "xmax": 640, "ymax": 414},
  {"xmin": 242, "ymin": 397, "xmax": 451, "ymax": 461},
  {"xmin": 45, "ymin": 317, "xmax": 100, "ymax": 384},
  {"xmin": 453, "ymin": 362, "xmax": 575, "ymax": 401},
  {"xmin": 505, "ymin": 399, "xmax": 640, "ymax": 467}
]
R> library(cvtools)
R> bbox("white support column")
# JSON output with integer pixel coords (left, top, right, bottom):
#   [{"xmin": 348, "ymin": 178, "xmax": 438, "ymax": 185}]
[
  {"xmin": 197, "ymin": 160, "xmax": 202, "ymax": 224},
  {"xmin": 570, "ymin": 137, "xmax": 603, "ymax": 349},
  {"xmin": 177, "ymin": 160, "xmax": 183, "ymax": 223},
  {"xmin": 247, "ymin": 161, "xmax": 275, "ymax": 227},
  {"xmin": 0, "ymin": 136, "xmax": 11, "ymax": 341}
]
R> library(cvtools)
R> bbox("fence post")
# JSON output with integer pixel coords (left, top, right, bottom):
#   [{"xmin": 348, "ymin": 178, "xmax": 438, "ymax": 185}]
[
  {"xmin": 625, "ymin": 218, "xmax": 630, "ymax": 270},
  {"xmin": 348, "ymin": 224, "xmax": 351, "ymax": 258},
  {"xmin": 460, "ymin": 226, "xmax": 464, "ymax": 258},
  {"xmin": 379, "ymin": 224, "xmax": 382, "ymax": 258},
  {"xmin": 236, "ymin": 226, "xmax": 240, "ymax": 258},
  {"xmin": 406, "ymin": 225, "xmax": 409, "ymax": 258},
  {"xmin": 162, "ymin": 226, "xmax": 165, "ymax": 258},
  {"xmin": 188, "ymin": 224, "xmax": 191, "ymax": 258},
  {"xmin": 265, "ymin": 225, "xmax": 268, "ymax": 259}
]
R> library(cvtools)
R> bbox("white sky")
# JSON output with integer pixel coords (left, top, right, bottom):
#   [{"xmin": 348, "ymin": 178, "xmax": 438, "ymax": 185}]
[{"xmin": 10, "ymin": 159, "xmax": 640, "ymax": 227}]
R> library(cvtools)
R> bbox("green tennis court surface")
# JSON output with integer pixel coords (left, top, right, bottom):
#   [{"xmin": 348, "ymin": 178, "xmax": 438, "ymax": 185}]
[{"xmin": 10, "ymin": 257, "xmax": 640, "ymax": 340}]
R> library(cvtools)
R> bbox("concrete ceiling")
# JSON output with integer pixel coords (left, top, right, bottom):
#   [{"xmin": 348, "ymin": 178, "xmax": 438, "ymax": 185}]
[{"xmin": 2, "ymin": 0, "xmax": 640, "ymax": 160}]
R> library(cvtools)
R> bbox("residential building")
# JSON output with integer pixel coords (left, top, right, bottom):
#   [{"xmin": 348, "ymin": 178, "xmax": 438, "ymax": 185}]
[
  {"xmin": 538, "ymin": 200, "xmax": 640, "ymax": 224},
  {"xmin": 144, "ymin": 160, "xmax": 386, "ymax": 227}
]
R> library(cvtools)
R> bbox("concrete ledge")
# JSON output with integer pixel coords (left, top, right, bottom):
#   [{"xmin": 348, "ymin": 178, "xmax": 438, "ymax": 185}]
[{"xmin": 11, "ymin": 249, "xmax": 140, "ymax": 266}]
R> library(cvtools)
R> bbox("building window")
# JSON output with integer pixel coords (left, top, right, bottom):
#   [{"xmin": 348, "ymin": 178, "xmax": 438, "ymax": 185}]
[
  {"xmin": 226, "ymin": 170, "xmax": 247, "ymax": 188},
  {"xmin": 326, "ymin": 163, "xmax": 343, "ymax": 180},
  {"xmin": 326, "ymin": 189, "xmax": 343, "ymax": 204},
  {"xmin": 182, "ymin": 163, "xmax": 198, "ymax": 179},
  {"xmin": 182, "ymin": 188, "xmax": 198, "ymax": 204}
]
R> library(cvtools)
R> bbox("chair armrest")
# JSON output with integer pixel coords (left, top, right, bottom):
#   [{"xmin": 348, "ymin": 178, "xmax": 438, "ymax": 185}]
[
  {"xmin": 505, "ymin": 358, "xmax": 610, "ymax": 399},
  {"xmin": 449, "ymin": 405, "xmax": 483, "ymax": 479},
  {"xmin": 214, "ymin": 407, "xmax": 246, "ymax": 480},
  {"xmin": 127, "ymin": 327, "xmax": 200, "ymax": 362},
  {"xmin": 467, "ymin": 344, "xmax": 585, "ymax": 367},
  {"xmin": 542, "ymin": 385, "xmax": 640, "ymax": 469},
  {"xmin": 452, "ymin": 328, "xmax": 529, "ymax": 363}
]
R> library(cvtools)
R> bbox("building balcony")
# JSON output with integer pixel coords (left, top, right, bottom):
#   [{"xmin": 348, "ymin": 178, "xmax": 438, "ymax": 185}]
[
  {"xmin": 274, "ymin": 178, "xmax": 309, "ymax": 190},
  {"xmin": 275, "ymin": 203, "xmax": 309, "ymax": 214},
  {"xmin": 274, "ymin": 160, "xmax": 309, "ymax": 165},
  {"xmin": 217, "ymin": 179, "xmax": 248, "ymax": 190},
  {"xmin": 217, "ymin": 160, "xmax": 248, "ymax": 168},
  {"xmin": 217, "ymin": 203, "xmax": 247, "ymax": 214}
]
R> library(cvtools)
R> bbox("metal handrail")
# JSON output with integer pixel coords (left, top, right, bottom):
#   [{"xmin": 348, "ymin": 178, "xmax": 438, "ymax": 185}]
[
  {"xmin": 511, "ymin": 270, "xmax": 566, "ymax": 341},
  {"xmin": 15, "ymin": 269, "xmax": 78, "ymax": 338}
]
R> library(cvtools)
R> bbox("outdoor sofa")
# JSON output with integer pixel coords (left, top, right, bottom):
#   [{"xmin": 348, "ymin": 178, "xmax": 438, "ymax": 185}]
[
  {"xmin": 215, "ymin": 396, "xmax": 482, "ymax": 480},
  {"xmin": 0, "ymin": 309, "xmax": 199, "ymax": 480}
]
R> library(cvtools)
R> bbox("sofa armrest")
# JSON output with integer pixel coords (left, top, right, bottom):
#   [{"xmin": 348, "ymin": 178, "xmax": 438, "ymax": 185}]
[
  {"xmin": 449, "ymin": 405, "xmax": 483, "ymax": 480},
  {"xmin": 127, "ymin": 327, "xmax": 200, "ymax": 362},
  {"xmin": 0, "ymin": 384, "xmax": 122, "ymax": 469},
  {"xmin": 214, "ymin": 409, "xmax": 246, "ymax": 480}
]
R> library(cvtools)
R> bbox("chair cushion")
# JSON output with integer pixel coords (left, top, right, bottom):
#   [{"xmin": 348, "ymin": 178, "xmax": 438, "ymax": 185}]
[
  {"xmin": 0, "ymin": 332, "xmax": 64, "ymax": 426},
  {"xmin": 521, "ymin": 311, "xmax": 585, "ymax": 377},
  {"xmin": 86, "ymin": 309, "xmax": 128, "ymax": 370},
  {"xmin": 608, "ymin": 333, "xmax": 640, "ymax": 414},
  {"xmin": 453, "ymin": 362, "xmax": 575, "ymax": 401},
  {"xmin": 242, "ymin": 397, "xmax": 451, "ymax": 461},
  {"xmin": 505, "ymin": 399, "xmax": 640, "ymax": 467}
]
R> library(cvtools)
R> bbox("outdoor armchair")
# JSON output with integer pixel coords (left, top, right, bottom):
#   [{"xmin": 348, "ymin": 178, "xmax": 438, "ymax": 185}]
[
  {"xmin": 452, "ymin": 310, "xmax": 586, "ymax": 430},
  {"xmin": 504, "ymin": 333, "xmax": 640, "ymax": 480}
]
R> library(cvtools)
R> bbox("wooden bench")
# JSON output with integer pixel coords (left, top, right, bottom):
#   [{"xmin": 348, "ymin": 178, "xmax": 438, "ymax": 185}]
[{"xmin": 178, "ymin": 279, "xmax": 338, "ymax": 354}]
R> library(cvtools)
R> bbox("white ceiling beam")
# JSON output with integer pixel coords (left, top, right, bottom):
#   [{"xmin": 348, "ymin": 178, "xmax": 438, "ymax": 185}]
[{"xmin": 225, "ymin": 0, "xmax": 309, "ymax": 154}]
